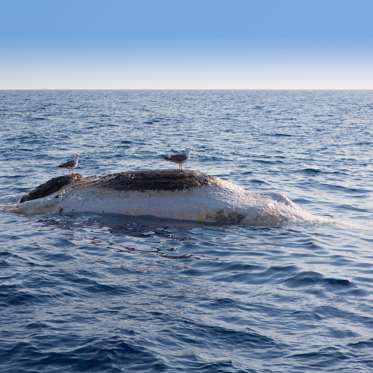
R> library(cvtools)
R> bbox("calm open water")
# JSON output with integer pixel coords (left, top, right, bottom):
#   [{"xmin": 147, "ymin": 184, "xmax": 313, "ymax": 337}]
[{"xmin": 1, "ymin": 90, "xmax": 373, "ymax": 372}]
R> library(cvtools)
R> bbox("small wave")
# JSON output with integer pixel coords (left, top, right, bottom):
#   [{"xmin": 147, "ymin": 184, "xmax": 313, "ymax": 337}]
[
  {"xmin": 194, "ymin": 360, "xmax": 256, "ymax": 373},
  {"xmin": 289, "ymin": 346, "xmax": 350, "ymax": 367},
  {"xmin": 28, "ymin": 116, "xmax": 47, "ymax": 121},
  {"xmin": 253, "ymin": 159, "xmax": 283, "ymax": 165},
  {"xmin": 273, "ymin": 133, "xmax": 292, "ymax": 137},
  {"xmin": 57, "ymin": 272, "xmax": 131, "ymax": 296},
  {"xmin": 283, "ymin": 271, "xmax": 352, "ymax": 290},
  {"xmin": 336, "ymin": 204, "xmax": 368, "ymax": 212},
  {"xmin": 249, "ymin": 178, "xmax": 269, "ymax": 185},
  {"xmin": 292, "ymin": 197, "xmax": 313, "ymax": 204},
  {"xmin": 0, "ymin": 284, "xmax": 51, "ymax": 306},
  {"xmin": 1, "ymin": 337, "xmax": 166, "ymax": 372},
  {"xmin": 348, "ymin": 338, "xmax": 373, "ymax": 350},
  {"xmin": 143, "ymin": 117, "xmax": 163, "ymax": 124},
  {"xmin": 302, "ymin": 167, "xmax": 321, "ymax": 175},
  {"xmin": 319, "ymin": 182, "xmax": 370, "ymax": 194},
  {"xmin": 214, "ymin": 264, "xmax": 299, "ymax": 284},
  {"xmin": 179, "ymin": 320, "xmax": 277, "ymax": 349}
]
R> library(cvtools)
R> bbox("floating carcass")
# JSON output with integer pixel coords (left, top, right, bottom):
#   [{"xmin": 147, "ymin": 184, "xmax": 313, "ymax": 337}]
[{"xmin": 13, "ymin": 169, "xmax": 317, "ymax": 225}]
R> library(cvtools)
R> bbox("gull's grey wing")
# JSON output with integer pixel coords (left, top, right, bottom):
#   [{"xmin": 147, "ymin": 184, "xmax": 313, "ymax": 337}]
[
  {"xmin": 169, "ymin": 153, "xmax": 187, "ymax": 162},
  {"xmin": 57, "ymin": 160, "xmax": 75, "ymax": 168}
]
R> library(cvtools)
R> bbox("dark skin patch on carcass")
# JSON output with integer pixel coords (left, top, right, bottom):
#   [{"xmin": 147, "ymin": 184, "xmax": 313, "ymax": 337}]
[
  {"xmin": 88, "ymin": 169, "xmax": 217, "ymax": 192},
  {"xmin": 19, "ymin": 169, "xmax": 218, "ymax": 203},
  {"xmin": 20, "ymin": 173, "xmax": 82, "ymax": 203}
]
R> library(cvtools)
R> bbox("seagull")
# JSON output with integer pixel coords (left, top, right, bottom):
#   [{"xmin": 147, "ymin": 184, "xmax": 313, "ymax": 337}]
[
  {"xmin": 57, "ymin": 153, "xmax": 79, "ymax": 173},
  {"xmin": 162, "ymin": 149, "xmax": 190, "ymax": 171}
]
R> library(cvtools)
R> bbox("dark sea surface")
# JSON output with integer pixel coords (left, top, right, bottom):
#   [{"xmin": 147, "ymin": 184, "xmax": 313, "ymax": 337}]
[{"xmin": 0, "ymin": 90, "xmax": 373, "ymax": 372}]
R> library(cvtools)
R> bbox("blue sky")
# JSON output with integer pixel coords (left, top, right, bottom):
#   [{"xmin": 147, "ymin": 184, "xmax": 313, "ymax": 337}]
[{"xmin": 1, "ymin": 0, "xmax": 373, "ymax": 89}]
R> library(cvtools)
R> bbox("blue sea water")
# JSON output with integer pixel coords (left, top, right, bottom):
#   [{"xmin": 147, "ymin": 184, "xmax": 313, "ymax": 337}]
[{"xmin": 0, "ymin": 90, "xmax": 373, "ymax": 372}]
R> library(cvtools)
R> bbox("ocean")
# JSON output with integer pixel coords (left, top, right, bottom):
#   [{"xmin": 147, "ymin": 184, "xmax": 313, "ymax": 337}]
[{"xmin": 0, "ymin": 90, "xmax": 373, "ymax": 372}]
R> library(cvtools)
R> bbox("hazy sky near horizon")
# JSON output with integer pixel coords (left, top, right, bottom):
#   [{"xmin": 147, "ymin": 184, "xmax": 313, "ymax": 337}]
[{"xmin": 1, "ymin": 0, "xmax": 373, "ymax": 89}]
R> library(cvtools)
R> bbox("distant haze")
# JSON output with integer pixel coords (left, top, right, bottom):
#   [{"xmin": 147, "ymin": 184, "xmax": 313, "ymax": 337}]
[{"xmin": 1, "ymin": 0, "xmax": 373, "ymax": 89}]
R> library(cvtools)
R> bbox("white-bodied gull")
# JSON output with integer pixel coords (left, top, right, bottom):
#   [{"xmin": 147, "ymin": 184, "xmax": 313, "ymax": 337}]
[
  {"xmin": 57, "ymin": 153, "xmax": 79, "ymax": 173},
  {"xmin": 162, "ymin": 149, "xmax": 190, "ymax": 171}
]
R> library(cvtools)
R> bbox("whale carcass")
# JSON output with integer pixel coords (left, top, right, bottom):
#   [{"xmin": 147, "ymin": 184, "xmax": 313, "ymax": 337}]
[{"xmin": 14, "ymin": 169, "xmax": 316, "ymax": 225}]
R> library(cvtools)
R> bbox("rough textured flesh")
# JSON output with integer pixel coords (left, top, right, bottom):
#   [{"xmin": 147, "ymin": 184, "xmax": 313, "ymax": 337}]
[
  {"xmin": 20, "ymin": 170, "xmax": 217, "ymax": 203},
  {"xmin": 85, "ymin": 169, "xmax": 216, "ymax": 192},
  {"xmin": 20, "ymin": 174, "xmax": 82, "ymax": 203}
]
